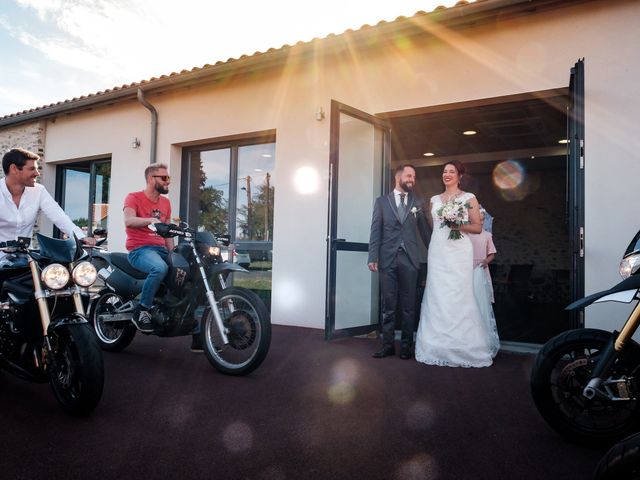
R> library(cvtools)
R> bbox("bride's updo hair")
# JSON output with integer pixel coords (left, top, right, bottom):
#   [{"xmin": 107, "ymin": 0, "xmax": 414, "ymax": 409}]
[{"xmin": 444, "ymin": 160, "xmax": 466, "ymax": 176}]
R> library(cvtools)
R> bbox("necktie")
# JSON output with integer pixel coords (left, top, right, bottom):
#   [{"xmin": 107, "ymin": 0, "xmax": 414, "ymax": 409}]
[{"xmin": 398, "ymin": 193, "xmax": 406, "ymax": 216}]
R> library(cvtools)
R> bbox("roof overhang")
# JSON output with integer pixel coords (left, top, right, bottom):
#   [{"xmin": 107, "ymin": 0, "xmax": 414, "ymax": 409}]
[{"xmin": 0, "ymin": 0, "xmax": 587, "ymax": 128}]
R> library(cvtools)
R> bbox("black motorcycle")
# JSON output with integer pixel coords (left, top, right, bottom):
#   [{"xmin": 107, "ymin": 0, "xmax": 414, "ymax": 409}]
[
  {"xmin": 0, "ymin": 234, "xmax": 104, "ymax": 415},
  {"xmin": 594, "ymin": 430, "xmax": 640, "ymax": 479},
  {"xmin": 88, "ymin": 222, "xmax": 271, "ymax": 376},
  {"xmin": 531, "ymin": 229, "xmax": 640, "ymax": 446}
]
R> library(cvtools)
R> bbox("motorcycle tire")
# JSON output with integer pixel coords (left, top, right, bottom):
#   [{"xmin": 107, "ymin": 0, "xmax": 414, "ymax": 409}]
[
  {"xmin": 48, "ymin": 323, "xmax": 104, "ymax": 416},
  {"xmin": 90, "ymin": 291, "xmax": 136, "ymax": 352},
  {"xmin": 202, "ymin": 287, "xmax": 271, "ymax": 376},
  {"xmin": 531, "ymin": 328, "xmax": 640, "ymax": 446},
  {"xmin": 595, "ymin": 431, "xmax": 640, "ymax": 479}
]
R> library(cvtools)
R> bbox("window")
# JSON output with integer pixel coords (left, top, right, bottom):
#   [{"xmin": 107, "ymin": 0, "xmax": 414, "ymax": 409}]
[
  {"xmin": 56, "ymin": 159, "xmax": 111, "ymax": 241},
  {"xmin": 181, "ymin": 135, "xmax": 275, "ymax": 306}
]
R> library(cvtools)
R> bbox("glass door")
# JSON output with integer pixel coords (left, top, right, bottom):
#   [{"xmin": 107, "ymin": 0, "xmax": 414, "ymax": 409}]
[
  {"xmin": 56, "ymin": 159, "xmax": 111, "ymax": 239},
  {"xmin": 325, "ymin": 100, "xmax": 390, "ymax": 339}
]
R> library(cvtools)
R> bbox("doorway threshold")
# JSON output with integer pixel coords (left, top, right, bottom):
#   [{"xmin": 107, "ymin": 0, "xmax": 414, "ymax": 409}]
[{"xmin": 499, "ymin": 341, "xmax": 541, "ymax": 355}]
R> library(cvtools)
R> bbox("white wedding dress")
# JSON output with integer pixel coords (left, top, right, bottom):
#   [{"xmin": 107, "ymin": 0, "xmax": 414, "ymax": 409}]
[{"xmin": 415, "ymin": 193, "xmax": 497, "ymax": 368}]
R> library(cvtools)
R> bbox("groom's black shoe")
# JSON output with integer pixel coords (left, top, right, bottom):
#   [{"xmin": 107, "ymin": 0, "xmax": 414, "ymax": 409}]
[
  {"xmin": 400, "ymin": 349, "xmax": 413, "ymax": 360},
  {"xmin": 372, "ymin": 347, "xmax": 395, "ymax": 358}
]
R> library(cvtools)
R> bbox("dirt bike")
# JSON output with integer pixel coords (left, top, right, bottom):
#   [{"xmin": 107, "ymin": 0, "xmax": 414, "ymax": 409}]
[
  {"xmin": 88, "ymin": 222, "xmax": 271, "ymax": 376},
  {"xmin": 0, "ymin": 234, "xmax": 104, "ymax": 415},
  {"xmin": 531, "ymin": 229, "xmax": 640, "ymax": 446}
]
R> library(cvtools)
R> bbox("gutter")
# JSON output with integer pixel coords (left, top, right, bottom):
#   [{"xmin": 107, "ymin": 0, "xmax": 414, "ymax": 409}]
[{"xmin": 137, "ymin": 88, "xmax": 158, "ymax": 164}]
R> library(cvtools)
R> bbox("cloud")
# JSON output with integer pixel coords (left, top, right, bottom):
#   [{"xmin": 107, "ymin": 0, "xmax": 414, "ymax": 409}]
[{"xmin": 1, "ymin": 0, "xmax": 460, "ymax": 115}]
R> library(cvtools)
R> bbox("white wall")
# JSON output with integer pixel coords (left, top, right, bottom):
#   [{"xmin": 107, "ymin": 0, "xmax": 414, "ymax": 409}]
[{"xmin": 39, "ymin": 0, "xmax": 640, "ymax": 331}]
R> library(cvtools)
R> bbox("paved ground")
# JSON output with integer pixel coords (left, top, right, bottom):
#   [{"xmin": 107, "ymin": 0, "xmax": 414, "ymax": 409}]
[{"xmin": 0, "ymin": 325, "xmax": 604, "ymax": 479}]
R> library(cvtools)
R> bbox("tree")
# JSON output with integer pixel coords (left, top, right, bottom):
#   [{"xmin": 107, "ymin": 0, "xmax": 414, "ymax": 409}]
[{"xmin": 197, "ymin": 161, "xmax": 228, "ymax": 234}]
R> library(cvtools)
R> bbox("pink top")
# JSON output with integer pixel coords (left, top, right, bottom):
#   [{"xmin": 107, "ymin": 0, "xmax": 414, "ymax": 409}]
[
  {"xmin": 469, "ymin": 230, "xmax": 497, "ymax": 302},
  {"xmin": 469, "ymin": 230, "xmax": 497, "ymax": 268}
]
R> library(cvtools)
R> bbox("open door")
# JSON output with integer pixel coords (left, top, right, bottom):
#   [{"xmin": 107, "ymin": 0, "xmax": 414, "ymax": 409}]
[
  {"xmin": 325, "ymin": 100, "xmax": 391, "ymax": 339},
  {"xmin": 568, "ymin": 59, "xmax": 585, "ymax": 327}
]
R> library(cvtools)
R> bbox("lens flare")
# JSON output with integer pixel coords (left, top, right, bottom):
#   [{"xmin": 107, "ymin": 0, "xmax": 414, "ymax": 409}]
[
  {"xmin": 493, "ymin": 160, "xmax": 530, "ymax": 201},
  {"xmin": 395, "ymin": 453, "xmax": 438, "ymax": 480},
  {"xmin": 293, "ymin": 166, "xmax": 319, "ymax": 194},
  {"xmin": 493, "ymin": 160, "xmax": 524, "ymax": 190},
  {"xmin": 327, "ymin": 358, "xmax": 360, "ymax": 405},
  {"xmin": 222, "ymin": 421, "xmax": 254, "ymax": 453},
  {"xmin": 405, "ymin": 401, "xmax": 436, "ymax": 431}
]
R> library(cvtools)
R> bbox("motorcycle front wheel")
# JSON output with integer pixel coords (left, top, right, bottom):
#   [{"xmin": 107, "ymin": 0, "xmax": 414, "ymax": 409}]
[
  {"xmin": 595, "ymin": 431, "xmax": 640, "ymax": 479},
  {"xmin": 531, "ymin": 328, "xmax": 640, "ymax": 446},
  {"xmin": 202, "ymin": 287, "xmax": 271, "ymax": 376},
  {"xmin": 48, "ymin": 323, "xmax": 104, "ymax": 415},
  {"xmin": 90, "ymin": 291, "xmax": 136, "ymax": 351}
]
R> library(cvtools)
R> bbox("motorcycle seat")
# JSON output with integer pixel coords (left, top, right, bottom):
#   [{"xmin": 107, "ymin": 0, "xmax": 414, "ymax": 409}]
[{"xmin": 110, "ymin": 253, "xmax": 149, "ymax": 280}]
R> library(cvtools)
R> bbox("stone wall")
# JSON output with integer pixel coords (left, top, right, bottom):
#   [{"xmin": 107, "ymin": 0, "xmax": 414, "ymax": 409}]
[
  {"xmin": 0, "ymin": 121, "xmax": 46, "ymax": 164},
  {"xmin": 0, "ymin": 121, "xmax": 47, "ymax": 242}
]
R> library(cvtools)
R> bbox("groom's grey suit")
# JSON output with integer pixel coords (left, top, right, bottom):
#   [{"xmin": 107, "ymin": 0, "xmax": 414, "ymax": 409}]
[{"xmin": 368, "ymin": 191, "xmax": 431, "ymax": 354}]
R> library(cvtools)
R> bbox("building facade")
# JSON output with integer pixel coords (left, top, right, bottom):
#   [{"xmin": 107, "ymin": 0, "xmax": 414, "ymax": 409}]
[{"xmin": 1, "ymin": 0, "xmax": 639, "ymax": 344}]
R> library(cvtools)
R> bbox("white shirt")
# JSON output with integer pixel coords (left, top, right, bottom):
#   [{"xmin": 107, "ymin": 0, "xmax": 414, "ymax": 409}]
[
  {"xmin": 0, "ymin": 178, "xmax": 85, "ymax": 246},
  {"xmin": 394, "ymin": 189, "xmax": 407, "ymax": 208}
]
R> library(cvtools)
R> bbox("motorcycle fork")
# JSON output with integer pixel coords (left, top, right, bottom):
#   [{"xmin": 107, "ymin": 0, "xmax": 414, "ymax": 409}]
[
  {"xmin": 29, "ymin": 258, "xmax": 51, "ymax": 336},
  {"xmin": 190, "ymin": 241, "xmax": 229, "ymax": 344},
  {"xmin": 583, "ymin": 300, "xmax": 640, "ymax": 400}
]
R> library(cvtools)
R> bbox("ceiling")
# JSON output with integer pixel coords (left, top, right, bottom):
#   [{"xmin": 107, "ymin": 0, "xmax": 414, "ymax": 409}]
[{"xmin": 386, "ymin": 94, "xmax": 569, "ymax": 169}]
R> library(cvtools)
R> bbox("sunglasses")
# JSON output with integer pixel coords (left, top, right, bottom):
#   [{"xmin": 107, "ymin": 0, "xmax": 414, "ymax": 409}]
[{"xmin": 152, "ymin": 175, "xmax": 171, "ymax": 181}]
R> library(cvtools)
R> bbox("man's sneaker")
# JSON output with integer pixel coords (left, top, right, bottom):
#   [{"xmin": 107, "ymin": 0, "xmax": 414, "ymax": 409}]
[
  {"xmin": 132, "ymin": 309, "xmax": 154, "ymax": 333},
  {"xmin": 190, "ymin": 334, "xmax": 203, "ymax": 353}
]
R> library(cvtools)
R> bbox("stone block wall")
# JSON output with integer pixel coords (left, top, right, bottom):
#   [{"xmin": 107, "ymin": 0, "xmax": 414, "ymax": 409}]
[
  {"xmin": 0, "ymin": 121, "xmax": 46, "ymax": 178},
  {"xmin": 0, "ymin": 121, "xmax": 48, "ymax": 242}
]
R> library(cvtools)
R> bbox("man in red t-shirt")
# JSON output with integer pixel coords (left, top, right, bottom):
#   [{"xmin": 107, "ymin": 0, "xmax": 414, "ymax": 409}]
[{"xmin": 124, "ymin": 163, "xmax": 174, "ymax": 334}]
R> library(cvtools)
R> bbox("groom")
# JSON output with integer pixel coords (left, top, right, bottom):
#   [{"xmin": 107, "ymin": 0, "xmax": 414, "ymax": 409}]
[{"xmin": 368, "ymin": 164, "xmax": 431, "ymax": 359}]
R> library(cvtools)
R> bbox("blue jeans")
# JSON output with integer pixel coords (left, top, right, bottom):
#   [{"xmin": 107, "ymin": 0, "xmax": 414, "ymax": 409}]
[{"xmin": 128, "ymin": 246, "xmax": 169, "ymax": 309}]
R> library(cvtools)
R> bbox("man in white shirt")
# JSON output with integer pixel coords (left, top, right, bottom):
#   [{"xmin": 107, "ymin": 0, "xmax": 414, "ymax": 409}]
[{"xmin": 0, "ymin": 148, "xmax": 96, "ymax": 255}]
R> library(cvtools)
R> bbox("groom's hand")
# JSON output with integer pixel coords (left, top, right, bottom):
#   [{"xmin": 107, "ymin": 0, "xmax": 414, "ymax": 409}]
[{"xmin": 368, "ymin": 262, "xmax": 378, "ymax": 272}]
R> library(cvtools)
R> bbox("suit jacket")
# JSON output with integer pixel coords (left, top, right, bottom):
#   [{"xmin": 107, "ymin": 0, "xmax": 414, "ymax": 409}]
[{"xmin": 368, "ymin": 192, "xmax": 431, "ymax": 270}]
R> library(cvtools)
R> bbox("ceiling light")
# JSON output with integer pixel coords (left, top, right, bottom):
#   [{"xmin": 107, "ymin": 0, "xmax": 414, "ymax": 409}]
[
  {"xmin": 261, "ymin": 154, "xmax": 273, "ymax": 158},
  {"xmin": 558, "ymin": 139, "xmax": 569, "ymax": 144},
  {"xmin": 463, "ymin": 130, "xmax": 477, "ymax": 136},
  {"xmin": 423, "ymin": 152, "xmax": 435, "ymax": 157}
]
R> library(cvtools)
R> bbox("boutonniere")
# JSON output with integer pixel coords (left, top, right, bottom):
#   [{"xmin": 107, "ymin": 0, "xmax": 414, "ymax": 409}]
[{"xmin": 411, "ymin": 206, "xmax": 421, "ymax": 217}]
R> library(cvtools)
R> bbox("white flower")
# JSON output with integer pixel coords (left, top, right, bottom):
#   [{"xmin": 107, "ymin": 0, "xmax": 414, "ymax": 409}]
[{"xmin": 410, "ymin": 206, "xmax": 420, "ymax": 217}]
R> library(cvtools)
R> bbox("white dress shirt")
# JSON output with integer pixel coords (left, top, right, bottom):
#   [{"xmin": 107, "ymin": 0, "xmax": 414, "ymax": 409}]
[
  {"xmin": 394, "ymin": 189, "xmax": 407, "ymax": 208},
  {"xmin": 0, "ymin": 178, "xmax": 85, "ymax": 246}
]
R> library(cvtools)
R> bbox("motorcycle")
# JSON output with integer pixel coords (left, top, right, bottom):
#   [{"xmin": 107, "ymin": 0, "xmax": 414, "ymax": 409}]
[
  {"xmin": 0, "ymin": 234, "xmax": 104, "ymax": 415},
  {"xmin": 594, "ymin": 430, "xmax": 640, "ymax": 479},
  {"xmin": 88, "ymin": 222, "xmax": 271, "ymax": 376},
  {"xmin": 531, "ymin": 229, "xmax": 640, "ymax": 446}
]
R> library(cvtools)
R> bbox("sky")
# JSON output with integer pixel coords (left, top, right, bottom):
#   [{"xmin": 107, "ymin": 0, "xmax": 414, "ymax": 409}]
[{"xmin": 0, "ymin": 0, "xmax": 462, "ymax": 117}]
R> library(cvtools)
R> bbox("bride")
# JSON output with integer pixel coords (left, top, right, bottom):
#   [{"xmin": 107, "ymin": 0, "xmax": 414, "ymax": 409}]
[{"xmin": 415, "ymin": 161, "xmax": 498, "ymax": 368}]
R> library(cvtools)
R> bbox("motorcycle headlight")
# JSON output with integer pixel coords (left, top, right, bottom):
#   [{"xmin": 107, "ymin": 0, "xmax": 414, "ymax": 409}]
[
  {"xmin": 208, "ymin": 246, "xmax": 221, "ymax": 257},
  {"xmin": 41, "ymin": 263, "xmax": 70, "ymax": 290},
  {"xmin": 72, "ymin": 261, "xmax": 98, "ymax": 287},
  {"xmin": 620, "ymin": 253, "xmax": 640, "ymax": 279}
]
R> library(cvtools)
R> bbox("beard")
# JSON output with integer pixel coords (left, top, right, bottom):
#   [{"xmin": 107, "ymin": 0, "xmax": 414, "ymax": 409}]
[
  {"xmin": 155, "ymin": 184, "xmax": 169, "ymax": 195},
  {"xmin": 399, "ymin": 180, "xmax": 414, "ymax": 192}
]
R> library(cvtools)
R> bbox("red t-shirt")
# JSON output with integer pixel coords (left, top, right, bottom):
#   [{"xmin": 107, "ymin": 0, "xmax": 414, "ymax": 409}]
[{"xmin": 124, "ymin": 191, "xmax": 172, "ymax": 251}]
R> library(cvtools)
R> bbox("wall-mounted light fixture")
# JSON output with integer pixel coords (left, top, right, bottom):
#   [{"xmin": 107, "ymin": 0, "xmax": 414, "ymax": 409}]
[
  {"xmin": 315, "ymin": 106, "xmax": 325, "ymax": 121},
  {"xmin": 132, "ymin": 137, "xmax": 141, "ymax": 149}
]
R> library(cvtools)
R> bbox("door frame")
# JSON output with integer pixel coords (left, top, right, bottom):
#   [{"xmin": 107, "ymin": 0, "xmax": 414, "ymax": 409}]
[
  {"xmin": 567, "ymin": 58, "xmax": 586, "ymax": 328},
  {"xmin": 325, "ymin": 100, "xmax": 391, "ymax": 340}
]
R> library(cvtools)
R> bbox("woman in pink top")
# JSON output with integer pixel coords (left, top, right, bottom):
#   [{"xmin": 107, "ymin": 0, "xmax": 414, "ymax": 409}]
[{"xmin": 468, "ymin": 207, "xmax": 500, "ymax": 356}]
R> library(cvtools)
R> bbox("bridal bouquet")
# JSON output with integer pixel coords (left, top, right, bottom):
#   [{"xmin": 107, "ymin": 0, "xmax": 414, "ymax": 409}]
[{"xmin": 436, "ymin": 200, "xmax": 470, "ymax": 240}]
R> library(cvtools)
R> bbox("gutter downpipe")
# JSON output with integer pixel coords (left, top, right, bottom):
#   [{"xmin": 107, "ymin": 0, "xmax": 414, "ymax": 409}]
[{"xmin": 137, "ymin": 88, "xmax": 158, "ymax": 164}]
